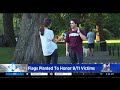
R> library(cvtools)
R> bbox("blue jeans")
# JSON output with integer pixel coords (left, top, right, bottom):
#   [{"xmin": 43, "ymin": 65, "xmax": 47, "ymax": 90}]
[
  {"xmin": 69, "ymin": 48, "xmax": 83, "ymax": 64},
  {"xmin": 44, "ymin": 49, "xmax": 58, "ymax": 64}
]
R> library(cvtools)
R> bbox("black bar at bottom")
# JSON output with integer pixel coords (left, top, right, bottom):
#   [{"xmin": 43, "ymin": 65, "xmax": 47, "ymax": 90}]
[{"xmin": 0, "ymin": 72, "xmax": 120, "ymax": 78}]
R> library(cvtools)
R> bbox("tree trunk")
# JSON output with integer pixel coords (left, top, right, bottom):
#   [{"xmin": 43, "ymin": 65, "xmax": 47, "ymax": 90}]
[
  {"xmin": 96, "ymin": 22, "xmax": 105, "ymax": 41},
  {"xmin": 3, "ymin": 13, "xmax": 16, "ymax": 47},
  {"xmin": 96, "ymin": 20, "xmax": 107, "ymax": 51},
  {"xmin": 95, "ymin": 13, "xmax": 107, "ymax": 51},
  {"xmin": 14, "ymin": 13, "xmax": 48, "ymax": 64}
]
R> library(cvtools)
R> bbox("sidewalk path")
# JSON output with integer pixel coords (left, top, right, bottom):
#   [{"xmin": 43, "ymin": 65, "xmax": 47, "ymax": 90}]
[{"xmin": 58, "ymin": 51, "xmax": 120, "ymax": 64}]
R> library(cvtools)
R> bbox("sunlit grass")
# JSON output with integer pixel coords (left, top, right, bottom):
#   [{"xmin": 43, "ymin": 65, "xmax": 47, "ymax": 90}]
[
  {"xmin": 83, "ymin": 40, "xmax": 120, "ymax": 43},
  {"xmin": 105, "ymin": 40, "xmax": 120, "ymax": 43}
]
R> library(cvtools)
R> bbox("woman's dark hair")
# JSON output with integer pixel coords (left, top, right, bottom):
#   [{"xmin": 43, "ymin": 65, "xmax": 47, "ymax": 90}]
[
  {"xmin": 71, "ymin": 18, "xmax": 80, "ymax": 27},
  {"xmin": 40, "ymin": 18, "xmax": 52, "ymax": 36}
]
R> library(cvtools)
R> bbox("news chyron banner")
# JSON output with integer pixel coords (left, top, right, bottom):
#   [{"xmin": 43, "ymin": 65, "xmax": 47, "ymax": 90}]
[
  {"xmin": 1, "ymin": 63, "xmax": 120, "ymax": 77},
  {"xmin": 28, "ymin": 64, "xmax": 120, "ymax": 73},
  {"xmin": 0, "ymin": 64, "xmax": 27, "ymax": 76}
]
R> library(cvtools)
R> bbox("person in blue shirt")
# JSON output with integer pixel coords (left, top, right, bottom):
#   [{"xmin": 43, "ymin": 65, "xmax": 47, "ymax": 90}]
[{"xmin": 87, "ymin": 29, "xmax": 96, "ymax": 56}]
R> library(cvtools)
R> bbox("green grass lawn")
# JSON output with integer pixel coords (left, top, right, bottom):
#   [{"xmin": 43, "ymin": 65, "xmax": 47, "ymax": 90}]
[
  {"xmin": 0, "ymin": 40, "xmax": 120, "ymax": 64},
  {"xmin": 0, "ymin": 47, "xmax": 15, "ymax": 63},
  {"xmin": 83, "ymin": 40, "xmax": 120, "ymax": 43},
  {"xmin": 58, "ymin": 44, "xmax": 66, "ymax": 56}
]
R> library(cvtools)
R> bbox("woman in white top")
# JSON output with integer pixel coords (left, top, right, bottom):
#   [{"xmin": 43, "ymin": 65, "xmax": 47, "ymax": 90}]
[{"xmin": 39, "ymin": 18, "xmax": 62, "ymax": 64}]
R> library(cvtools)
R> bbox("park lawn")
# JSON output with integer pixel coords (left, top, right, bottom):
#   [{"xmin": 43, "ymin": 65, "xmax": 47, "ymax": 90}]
[
  {"xmin": 83, "ymin": 40, "xmax": 120, "ymax": 43},
  {"xmin": 0, "ymin": 40, "xmax": 119, "ymax": 64},
  {"xmin": 58, "ymin": 59, "xmax": 120, "ymax": 64},
  {"xmin": 0, "ymin": 47, "xmax": 15, "ymax": 64},
  {"xmin": 58, "ymin": 44, "xmax": 66, "ymax": 56},
  {"xmin": 0, "ymin": 44, "xmax": 66, "ymax": 63},
  {"xmin": 106, "ymin": 40, "xmax": 120, "ymax": 43}
]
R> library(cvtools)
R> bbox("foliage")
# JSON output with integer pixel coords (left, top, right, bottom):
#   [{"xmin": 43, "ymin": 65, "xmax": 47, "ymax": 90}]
[
  {"xmin": 13, "ymin": 13, "xmax": 22, "ymax": 36},
  {"xmin": 103, "ymin": 29, "xmax": 114, "ymax": 40},
  {"xmin": 104, "ymin": 13, "xmax": 120, "ymax": 39},
  {"xmin": 0, "ymin": 13, "xmax": 120, "ymax": 39}
]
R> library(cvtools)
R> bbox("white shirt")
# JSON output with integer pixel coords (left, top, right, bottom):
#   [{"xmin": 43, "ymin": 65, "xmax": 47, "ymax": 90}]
[{"xmin": 39, "ymin": 27, "xmax": 57, "ymax": 56}]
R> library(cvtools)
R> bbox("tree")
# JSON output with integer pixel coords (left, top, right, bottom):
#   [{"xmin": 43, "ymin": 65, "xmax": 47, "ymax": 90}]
[
  {"xmin": 104, "ymin": 13, "xmax": 120, "ymax": 39},
  {"xmin": 96, "ymin": 22, "xmax": 105, "ymax": 41},
  {"xmin": 95, "ymin": 13, "xmax": 107, "ymax": 51},
  {"xmin": 3, "ymin": 13, "xmax": 16, "ymax": 47},
  {"xmin": 14, "ymin": 13, "xmax": 48, "ymax": 64},
  {"xmin": 48, "ymin": 13, "xmax": 85, "ymax": 36}
]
